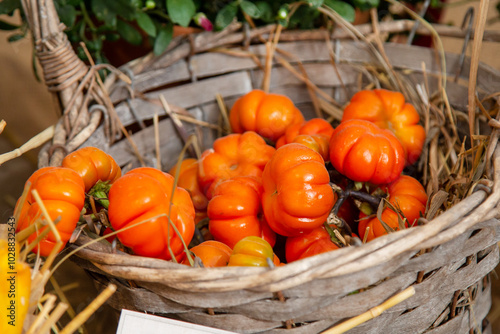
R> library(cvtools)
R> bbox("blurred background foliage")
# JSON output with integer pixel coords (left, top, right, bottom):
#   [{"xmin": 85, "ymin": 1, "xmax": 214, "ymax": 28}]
[{"xmin": 0, "ymin": 0, "xmax": 451, "ymax": 67}]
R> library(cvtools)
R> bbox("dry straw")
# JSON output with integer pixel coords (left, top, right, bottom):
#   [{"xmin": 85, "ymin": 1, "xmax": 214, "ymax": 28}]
[
  {"xmin": 322, "ymin": 286, "xmax": 416, "ymax": 334},
  {"xmin": 5, "ymin": 187, "xmax": 118, "ymax": 332},
  {"xmin": 0, "ymin": 124, "xmax": 54, "ymax": 166},
  {"xmin": 0, "ymin": 116, "xmax": 118, "ymax": 331}
]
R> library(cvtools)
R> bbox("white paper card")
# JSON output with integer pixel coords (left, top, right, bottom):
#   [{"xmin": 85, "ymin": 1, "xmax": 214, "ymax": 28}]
[{"xmin": 116, "ymin": 309, "xmax": 237, "ymax": 334}]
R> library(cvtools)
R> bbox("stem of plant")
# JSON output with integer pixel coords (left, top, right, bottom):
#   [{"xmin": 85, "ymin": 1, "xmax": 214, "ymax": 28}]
[
  {"xmin": 88, "ymin": 181, "xmax": 112, "ymax": 209},
  {"xmin": 323, "ymin": 222, "xmax": 342, "ymax": 246},
  {"xmin": 150, "ymin": 10, "xmax": 171, "ymax": 21},
  {"xmin": 330, "ymin": 182, "xmax": 385, "ymax": 215},
  {"xmin": 79, "ymin": 2, "xmax": 97, "ymax": 32},
  {"xmin": 91, "ymin": 192, "xmax": 109, "ymax": 209}
]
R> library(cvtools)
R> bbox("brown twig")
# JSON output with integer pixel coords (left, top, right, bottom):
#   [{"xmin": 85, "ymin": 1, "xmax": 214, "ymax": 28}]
[
  {"xmin": 59, "ymin": 284, "xmax": 117, "ymax": 334},
  {"xmin": 0, "ymin": 125, "xmax": 55, "ymax": 166},
  {"xmin": 154, "ymin": 111, "xmax": 161, "ymax": 170},
  {"xmin": 215, "ymin": 93, "xmax": 232, "ymax": 134},
  {"xmin": 467, "ymin": 0, "xmax": 490, "ymax": 155},
  {"xmin": 160, "ymin": 94, "xmax": 196, "ymax": 158}
]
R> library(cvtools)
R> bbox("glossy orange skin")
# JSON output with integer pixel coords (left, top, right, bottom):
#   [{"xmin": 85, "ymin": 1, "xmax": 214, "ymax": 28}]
[
  {"xmin": 262, "ymin": 144, "xmax": 336, "ymax": 237},
  {"xmin": 107, "ymin": 167, "xmax": 195, "ymax": 261},
  {"xmin": 208, "ymin": 176, "xmax": 276, "ymax": 248},
  {"xmin": 15, "ymin": 166, "xmax": 56, "ymax": 224},
  {"xmin": 273, "ymin": 254, "xmax": 283, "ymax": 267},
  {"xmin": 229, "ymin": 89, "xmax": 305, "ymax": 142},
  {"xmin": 227, "ymin": 236, "xmax": 274, "ymax": 267},
  {"xmin": 62, "ymin": 146, "xmax": 121, "ymax": 191},
  {"xmin": 285, "ymin": 226, "xmax": 339, "ymax": 263},
  {"xmin": 329, "ymin": 119, "xmax": 405, "ymax": 185},
  {"xmin": 342, "ymin": 89, "xmax": 425, "ymax": 165},
  {"xmin": 169, "ymin": 158, "xmax": 208, "ymax": 211},
  {"xmin": 181, "ymin": 240, "xmax": 232, "ymax": 267},
  {"xmin": 198, "ymin": 131, "xmax": 275, "ymax": 197},
  {"xmin": 275, "ymin": 118, "xmax": 334, "ymax": 148},
  {"xmin": 358, "ymin": 175, "xmax": 428, "ymax": 242},
  {"xmin": 291, "ymin": 134, "xmax": 330, "ymax": 161},
  {"xmin": 15, "ymin": 167, "xmax": 85, "ymax": 257}
]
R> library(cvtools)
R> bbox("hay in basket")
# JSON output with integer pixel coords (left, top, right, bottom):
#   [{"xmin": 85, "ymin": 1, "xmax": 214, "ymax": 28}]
[{"xmin": 18, "ymin": 0, "xmax": 500, "ymax": 333}]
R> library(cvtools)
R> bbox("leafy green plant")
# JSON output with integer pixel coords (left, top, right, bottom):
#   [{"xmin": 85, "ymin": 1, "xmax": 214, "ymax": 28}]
[{"xmin": 0, "ymin": 0, "xmax": 379, "ymax": 66}]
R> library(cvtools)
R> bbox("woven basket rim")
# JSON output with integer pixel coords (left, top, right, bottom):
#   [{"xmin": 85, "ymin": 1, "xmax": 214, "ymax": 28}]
[{"xmin": 71, "ymin": 182, "xmax": 496, "ymax": 292}]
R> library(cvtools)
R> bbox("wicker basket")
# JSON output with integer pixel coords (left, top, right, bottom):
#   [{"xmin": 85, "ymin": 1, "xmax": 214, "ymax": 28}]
[{"xmin": 24, "ymin": 0, "xmax": 500, "ymax": 333}]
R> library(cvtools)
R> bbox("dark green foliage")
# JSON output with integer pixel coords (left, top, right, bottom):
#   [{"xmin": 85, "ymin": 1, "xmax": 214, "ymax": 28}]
[{"xmin": 0, "ymin": 0, "xmax": 399, "ymax": 67}]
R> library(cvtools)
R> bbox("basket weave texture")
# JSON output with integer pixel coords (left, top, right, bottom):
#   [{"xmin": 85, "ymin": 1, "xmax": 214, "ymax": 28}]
[{"xmin": 26, "ymin": 1, "xmax": 500, "ymax": 333}]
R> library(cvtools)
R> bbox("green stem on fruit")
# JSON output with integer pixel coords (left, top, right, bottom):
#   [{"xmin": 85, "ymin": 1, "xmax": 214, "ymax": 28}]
[
  {"xmin": 88, "ymin": 180, "xmax": 112, "ymax": 209},
  {"xmin": 323, "ymin": 222, "xmax": 342, "ymax": 246},
  {"xmin": 91, "ymin": 191, "xmax": 109, "ymax": 209}
]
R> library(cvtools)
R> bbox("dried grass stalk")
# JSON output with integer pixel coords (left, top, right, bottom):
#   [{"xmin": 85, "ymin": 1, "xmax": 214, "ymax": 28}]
[
  {"xmin": 467, "ymin": 0, "xmax": 490, "ymax": 149},
  {"xmin": 0, "ymin": 125, "xmax": 55, "ymax": 166},
  {"xmin": 58, "ymin": 284, "xmax": 116, "ymax": 334},
  {"xmin": 322, "ymin": 286, "xmax": 416, "ymax": 334}
]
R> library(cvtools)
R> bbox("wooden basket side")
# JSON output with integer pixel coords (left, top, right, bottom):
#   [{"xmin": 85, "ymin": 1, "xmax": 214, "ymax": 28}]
[{"xmin": 84, "ymin": 240, "xmax": 497, "ymax": 333}]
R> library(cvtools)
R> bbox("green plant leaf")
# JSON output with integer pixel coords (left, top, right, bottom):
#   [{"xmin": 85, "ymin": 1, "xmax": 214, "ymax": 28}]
[
  {"xmin": 131, "ymin": 0, "xmax": 143, "ymax": 9},
  {"xmin": 154, "ymin": 23, "xmax": 173, "ymax": 55},
  {"xmin": 255, "ymin": 1, "xmax": 273, "ymax": 22},
  {"xmin": 117, "ymin": 20, "xmax": 143, "ymax": 45},
  {"xmin": 8, "ymin": 33, "xmax": 24, "ymax": 42},
  {"xmin": 105, "ymin": 33, "xmax": 121, "ymax": 42},
  {"xmin": 289, "ymin": 6, "xmax": 318, "ymax": 29},
  {"xmin": 306, "ymin": 0, "xmax": 324, "ymax": 9},
  {"xmin": 0, "ymin": 19, "xmax": 19, "ymax": 31},
  {"xmin": 86, "ymin": 38, "xmax": 103, "ymax": 52},
  {"xmin": 91, "ymin": 1, "xmax": 117, "ymax": 23},
  {"xmin": 351, "ymin": 0, "xmax": 379, "ymax": 11},
  {"xmin": 0, "ymin": 0, "xmax": 20, "ymax": 15},
  {"xmin": 324, "ymin": 0, "xmax": 355, "ymax": 23},
  {"xmin": 278, "ymin": 18, "xmax": 288, "ymax": 27},
  {"xmin": 91, "ymin": 0, "xmax": 136, "ymax": 22},
  {"xmin": 66, "ymin": 0, "xmax": 82, "ymax": 6},
  {"xmin": 97, "ymin": 23, "xmax": 117, "ymax": 33},
  {"xmin": 215, "ymin": 2, "xmax": 238, "ymax": 30},
  {"xmin": 136, "ymin": 11, "xmax": 157, "ymax": 36},
  {"xmin": 57, "ymin": 4, "xmax": 77, "ymax": 28},
  {"xmin": 167, "ymin": 0, "xmax": 196, "ymax": 27},
  {"xmin": 240, "ymin": 1, "xmax": 261, "ymax": 18}
]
